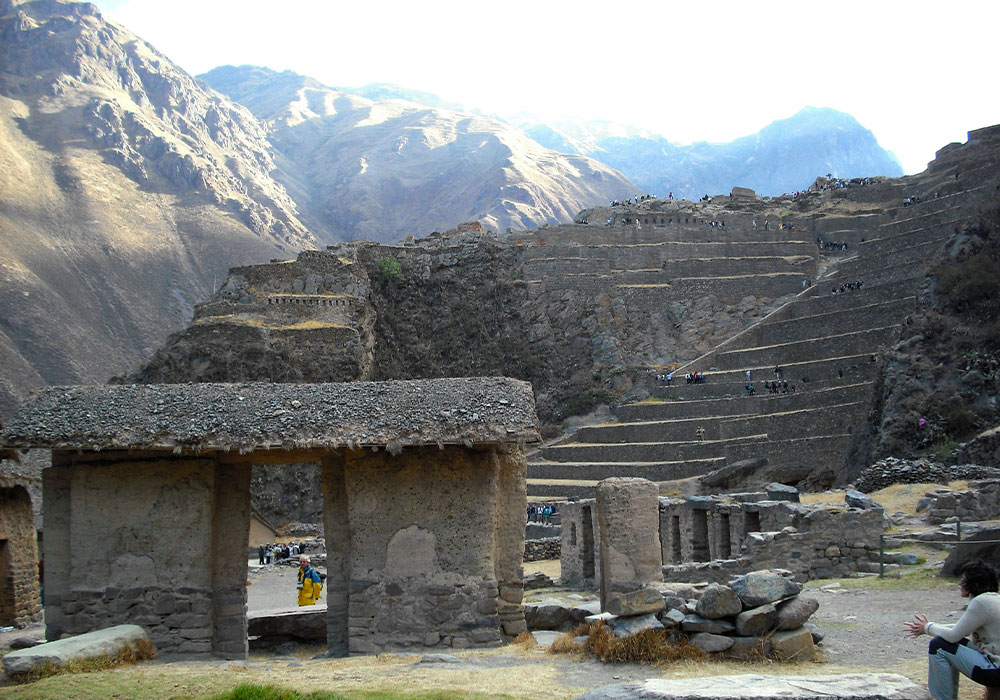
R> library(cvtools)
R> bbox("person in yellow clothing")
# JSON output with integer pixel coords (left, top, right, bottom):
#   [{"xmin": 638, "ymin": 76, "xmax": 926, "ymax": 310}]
[{"xmin": 297, "ymin": 555, "xmax": 323, "ymax": 606}]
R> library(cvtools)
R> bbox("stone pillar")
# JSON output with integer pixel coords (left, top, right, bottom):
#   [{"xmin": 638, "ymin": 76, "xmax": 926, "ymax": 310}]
[
  {"xmin": 42, "ymin": 460, "xmax": 71, "ymax": 641},
  {"xmin": 211, "ymin": 461, "xmax": 252, "ymax": 659},
  {"xmin": 493, "ymin": 446, "xmax": 527, "ymax": 638},
  {"xmin": 595, "ymin": 477, "xmax": 662, "ymax": 611},
  {"xmin": 560, "ymin": 499, "xmax": 596, "ymax": 588},
  {"xmin": 321, "ymin": 454, "xmax": 349, "ymax": 656}
]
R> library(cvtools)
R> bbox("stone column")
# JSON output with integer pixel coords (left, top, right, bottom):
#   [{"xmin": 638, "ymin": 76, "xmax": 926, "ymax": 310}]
[
  {"xmin": 493, "ymin": 446, "xmax": 527, "ymax": 638},
  {"xmin": 321, "ymin": 453, "xmax": 349, "ymax": 656},
  {"xmin": 41, "ymin": 459, "xmax": 72, "ymax": 641},
  {"xmin": 595, "ymin": 477, "xmax": 662, "ymax": 611},
  {"xmin": 211, "ymin": 461, "xmax": 252, "ymax": 659}
]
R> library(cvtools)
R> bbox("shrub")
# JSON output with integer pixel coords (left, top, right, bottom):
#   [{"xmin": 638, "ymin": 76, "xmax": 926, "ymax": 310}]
[{"xmin": 378, "ymin": 257, "xmax": 403, "ymax": 283}]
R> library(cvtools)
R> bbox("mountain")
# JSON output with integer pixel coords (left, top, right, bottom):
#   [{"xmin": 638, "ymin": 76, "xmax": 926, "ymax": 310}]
[
  {"xmin": 0, "ymin": 0, "xmax": 316, "ymax": 416},
  {"xmin": 521, "ymin": 108, "xmax": 904, "ymax": 199},
  {"xmin": 199, "ymin": 66, "xmax": 638, "ymax": 240}
]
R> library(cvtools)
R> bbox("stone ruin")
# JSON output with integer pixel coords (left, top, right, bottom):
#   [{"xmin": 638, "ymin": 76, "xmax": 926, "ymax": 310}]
[
  {"xmin": 562, "ymin": 477, "xmax": 887, "ymax": 589},
  {"xmin": 0, "ymin": 378, "xmax": 539, "ymax": 658},
  {"xmin": 0, "ymin": 463, "xmax": 42, "ymax": 629}
]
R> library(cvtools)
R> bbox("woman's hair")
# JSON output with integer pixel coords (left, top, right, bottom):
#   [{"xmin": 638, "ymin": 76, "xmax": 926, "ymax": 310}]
[{"xmin": 960, "ymin": 560, "xmax": 999, "ymax": 597}]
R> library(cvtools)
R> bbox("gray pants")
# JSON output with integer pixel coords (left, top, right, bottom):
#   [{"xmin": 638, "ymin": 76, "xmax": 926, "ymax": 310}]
[{"xmin": 929, "ymin": 637, "xmax": 998, "ymax": 700}]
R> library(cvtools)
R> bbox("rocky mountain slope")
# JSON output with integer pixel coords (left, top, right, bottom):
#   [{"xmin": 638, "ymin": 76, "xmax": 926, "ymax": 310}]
[
  {"xmin": 523, "ymin": 107, "xmax": 904, "ymax": 199},
  {"xmin": 198, "ymin": 65, "xmax": 638, "ymax": 241},
  {"xmin": 0, "ymin": 0, "xmax": 317, "ymax": 416}
]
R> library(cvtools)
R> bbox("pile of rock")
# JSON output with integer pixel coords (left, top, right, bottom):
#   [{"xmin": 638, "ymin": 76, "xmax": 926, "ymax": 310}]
[
  {"xmin": 853, "ymin": 457, "xmax": 1000, "ymax": 493},
  {"xmin": 917, "ymin": 480, "xmax": 1000, "ymax": 523},
  {"xmin": 525, "ymin": 570, "xmax": 820, "ymax": 661}
]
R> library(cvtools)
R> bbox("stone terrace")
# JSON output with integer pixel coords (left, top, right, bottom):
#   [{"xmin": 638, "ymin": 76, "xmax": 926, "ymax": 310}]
[{"xmin": 527, "ymin": 131, "xmax": 1000, "ymax": 497}]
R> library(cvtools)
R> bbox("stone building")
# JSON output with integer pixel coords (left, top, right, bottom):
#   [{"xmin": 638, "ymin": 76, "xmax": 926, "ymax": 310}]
[
  {"xmin": 562, "ymin": 488, "xmax": 885, "ymax": 587},
  {"xmin": 0, "ymin": 466, "xmax": 42, "ymax": 628},
  {"xmin": 1, "ymin": 378, "xmax": 539, "ymax": 658}
]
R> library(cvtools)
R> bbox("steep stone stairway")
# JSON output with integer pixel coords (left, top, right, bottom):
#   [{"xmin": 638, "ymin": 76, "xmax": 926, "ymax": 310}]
[{"xmin": 526, "ymin": 180, "xmax": 990, "ymax": 498}]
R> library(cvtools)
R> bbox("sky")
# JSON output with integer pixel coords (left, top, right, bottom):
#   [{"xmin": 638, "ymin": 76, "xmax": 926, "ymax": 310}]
[{"xmin": 97, "ymin": 0, "xmax": 1000, "ymax": 175}]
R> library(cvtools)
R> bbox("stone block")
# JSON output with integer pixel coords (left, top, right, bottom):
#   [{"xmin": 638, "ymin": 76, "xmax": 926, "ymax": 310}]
[
  {"xmin": 735, "ymin": 603, "xmax": 777, "ymax": 637},
  {"xmin": 729, "ymin": 571, "xmax": 802, "ymax": 607},
  {"xmin": 681, "ymin": 614, "xmax": 735, "ymax": 634},
  {"xmin": 606, "ymin": 588, "xmax": 665, "ymax": 617},
  {"xmin": 2, "ymin": 624, "xmax": 152, "ymax": 677},
  {"xmin": 612, "ymin": 613, "xmax": 663, "ymax": 639},
  {"xmin": 695, "ymin": 583, "xmax": 743, "ymax": 619},
  {"xmin": 776, "ymin": 596, "xmax": 819, "ymax": 630},
  {"xmin": 727, "ymin": 635, "xmax": 771, "ymax": 660},
  {"xmin": 770, "ymin": 627, "xmax": 816, "ymax": 660},
  {"xmin": 574, "ymin": 674, "xmax": 929, "ymax": 699},
  {"xmin": 689, "ymin": 632, "xmax": 733, "ymax": 653}
]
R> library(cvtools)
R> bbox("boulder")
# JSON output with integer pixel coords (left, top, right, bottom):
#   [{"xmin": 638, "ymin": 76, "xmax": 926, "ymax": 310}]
[
  {"xmin": 805, "ymin": 621, "xmax": 825, "ymax": 644},
  {"xmin": 729, "ymin": 570, "xmax": 802, "ymax": 607},
  {"xmin": 573, "ymin": 673, "xmax": 929, "ymax": 699},
  {"xmin": 694, "ymin": 583, "xmax": 742, "ymax": 619},
  {"xmin": 688, "ymin": 632, "xmax": 734, "ymax": 653},
  {"xmin": 569, "ymin": 600, "xmax": 603, "ymax": 622},
  {"xmin": 524, "ymin": 601, "xmax": 573, "ymax": 630},
  {"xmin": 727, "ymin": 635, "xmax": 771, "ymax": 660},
  {"xmin": 941, "ymin": 527, "xmax": 1000, "ymax": 576},
  {"xmin": 765, "ymin": 482, "xmax": 800, "ymax": 503},
  {"xmin": 734, "ymin": 603, "xmax": 778, "ymax": 637},
  {"xmin": 612, "ymin": 613, "xmax": 664, "ymax": 639},
  {"xmin": 660, "ymin": 609, "xmax": 686, "ymax": 626},
  {"xmin": 845, "ymin": 490, "xmax": 883, "ymax": 511},
  {"xmin": 770, "ymin": 627, "xmax": 816, "ymax": 660},
  {"xmin": 606, "ymin": 587, "xmax": 665, "ymax": 617},
  {"xmin": 680, "ymin": 614, "xmax": 735, "ymax": 634},
  {"xmin": 775, "ymin": 596, "xmax": 819, "ymax": 630},
  {"xmin": 2, "ymin": 624, "xmax": 153, "ymax": 677}
]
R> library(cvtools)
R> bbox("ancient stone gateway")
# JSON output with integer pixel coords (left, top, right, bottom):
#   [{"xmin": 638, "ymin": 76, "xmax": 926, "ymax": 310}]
[
  {"xmin": 1, "ymin": 378, "xmax": 538, "ymax": 658},
  {"xmin": 0, "ymin": 471, "xmax": 42, "ymax": 629}
]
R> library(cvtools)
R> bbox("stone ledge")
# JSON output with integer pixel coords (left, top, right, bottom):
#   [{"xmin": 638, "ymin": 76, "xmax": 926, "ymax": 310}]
[
  {"xmin": 1, "ymin": 624, "xmax": 151, "ymax": 676},
  {"xmin": 574, "ymin": 673, "xmax": 928, "ymax": 699}
]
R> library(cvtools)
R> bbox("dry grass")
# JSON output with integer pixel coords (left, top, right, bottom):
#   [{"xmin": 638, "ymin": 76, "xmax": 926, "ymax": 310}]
[
  {"xmin": 11, "ymin": 636, "xmax": 158, "ymax": 684},
  {"xmin": 799, "ymin": 481, "xmax": 970, "ymax": 513},
  {"xmin": 549, "ymin": 624, "xmax": 707, "ymax": 666}
]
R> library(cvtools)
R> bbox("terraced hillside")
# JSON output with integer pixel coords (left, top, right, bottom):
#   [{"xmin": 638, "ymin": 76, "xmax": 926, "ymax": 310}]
[{"xmin": 527, "ymin": 125, "xmax": 1000, "ymax": 498}]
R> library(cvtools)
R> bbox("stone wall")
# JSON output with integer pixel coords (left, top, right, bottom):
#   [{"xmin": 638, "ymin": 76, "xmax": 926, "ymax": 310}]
[
  {"xmin": 920, "ymin": 480, "xmax": 1000, "ymax": 523},
  {"xmin": 524, "ymin": 538, "xmax": 560, "ymax": 562},
  {"xmin": 325, "ymin": 445, "xmax": 526, "ymax": 654},
  {"xmin": 0, "ymin": 482, "xmax": 41, "ymax": 628},
  {"xmin": 658, "ymin": 496, "xmax": 885, "ymax": 582},
  {"xmin": 43, "ymin": 456, "xmax": 251, "ymax": 656}
]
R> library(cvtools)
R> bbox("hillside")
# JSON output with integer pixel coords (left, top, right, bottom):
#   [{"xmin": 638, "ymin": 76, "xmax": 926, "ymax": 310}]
[
  {"xmin": 0, "ymin": 0, "xmax": 316, "ymax": 416},
  {"xmin": 199, "ymin": 65, "xmax": 638, "ymax": 241}
]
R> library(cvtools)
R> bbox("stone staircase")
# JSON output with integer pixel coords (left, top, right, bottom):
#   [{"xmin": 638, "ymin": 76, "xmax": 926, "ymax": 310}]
[{"xmin": 526, "ymin": 178, "xmax": 992, "ymax": 499}]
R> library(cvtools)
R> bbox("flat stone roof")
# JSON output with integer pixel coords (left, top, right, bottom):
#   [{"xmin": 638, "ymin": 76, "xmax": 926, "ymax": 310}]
[{"xmin": 1, "ymin": 378, "xmax": 539, "ymax": 454}]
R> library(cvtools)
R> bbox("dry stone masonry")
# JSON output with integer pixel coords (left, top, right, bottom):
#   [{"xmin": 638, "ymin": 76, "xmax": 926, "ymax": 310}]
[{"xmin": 1, "ymin": 378, "xmax": 540, "ymax": 658}]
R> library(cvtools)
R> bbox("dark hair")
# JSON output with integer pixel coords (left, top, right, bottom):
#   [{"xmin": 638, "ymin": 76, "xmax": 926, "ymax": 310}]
[{"xmin": 960, "ymin": 560, "xmax": 999, "ymax": 597}]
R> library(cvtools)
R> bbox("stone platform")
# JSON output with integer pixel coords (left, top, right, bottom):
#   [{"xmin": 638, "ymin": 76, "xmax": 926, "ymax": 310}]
[{"xmin": 576, "ymin": 673, "xmax": 928, "ymax": 699}]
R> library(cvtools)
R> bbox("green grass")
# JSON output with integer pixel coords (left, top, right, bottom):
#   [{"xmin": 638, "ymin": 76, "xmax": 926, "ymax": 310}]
[
  {"xmin": 804, "ymin": 566, "xmax": 951, "ymax": 592},
  {"xmin": 209, "ymin": 687, "xmax": 508, "ymax": 700}
]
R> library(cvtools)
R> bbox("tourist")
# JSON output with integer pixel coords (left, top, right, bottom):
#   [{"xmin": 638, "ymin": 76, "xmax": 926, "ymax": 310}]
[
  {"xmin": 297, "ymin": 555, "xmax": 323, "ymax": 606},
  {"xmin": 258, "ymin": 544, "xmax": 265, "ymax": 565},
  {"xmin": 905, "ymin": 560, "xmax": 1000, "ymax": 697},
  {"xmin": 696, "ymin": 426, "xmax": 705, "ymax": 441}
]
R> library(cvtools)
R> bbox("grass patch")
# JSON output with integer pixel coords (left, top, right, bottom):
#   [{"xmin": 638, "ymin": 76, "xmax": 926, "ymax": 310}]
[
  {"xmin": 805, "ymin": 565, "xmax": 950, "ymax": 592},
  {"xmin": 208, "ymin": 686, "xmax": 506, "ymax": 700},
  {"xmin": 550, "ymin": 624, "xmax": 706, "ymax": 665},
  {"xmin": 10, "ymin": 636, "xmax": 157, "ymax": 684}
]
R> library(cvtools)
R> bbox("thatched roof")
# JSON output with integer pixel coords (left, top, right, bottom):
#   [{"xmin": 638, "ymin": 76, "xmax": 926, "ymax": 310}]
[{"xmin": 1, "ymin": 378, "xmax": 539, "ymax": 454}]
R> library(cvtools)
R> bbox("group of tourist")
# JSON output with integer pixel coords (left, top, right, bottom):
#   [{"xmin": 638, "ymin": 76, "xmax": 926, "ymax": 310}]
[
  {"xmin": 831, "ymin": 280, "xmax": 864, "ymax": 294},
  {"xmin": 903, "ymin": 195, "xmax": 923, "ymax": 206},
  {"xmin": 257, "ymin": 541, "xmax": 306, "ymax": 565},
  {"xmin": 817, "ymin": 238, "xmax": 849, "ymax": 251},
  {"xmin": 608, "ymin": 194, "xmax": 654, "ymax": 207},
  {"xmin": 527, "ymin": 504, "xmax": 557, "ymax": 523}
]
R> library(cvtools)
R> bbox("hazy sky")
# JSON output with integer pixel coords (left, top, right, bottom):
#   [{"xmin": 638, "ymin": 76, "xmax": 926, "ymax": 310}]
[{"xmin": 97, "ymin": 0, "xmax": 998, "ymax": 174}]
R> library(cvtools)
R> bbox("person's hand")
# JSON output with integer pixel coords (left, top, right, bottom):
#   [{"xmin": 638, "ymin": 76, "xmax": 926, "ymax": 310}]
[{"xmin": 904, "ymin": 614, "xmax": 929, "ymax": 638}]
